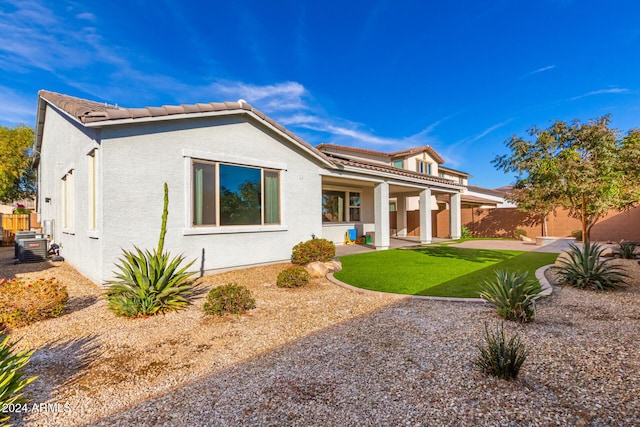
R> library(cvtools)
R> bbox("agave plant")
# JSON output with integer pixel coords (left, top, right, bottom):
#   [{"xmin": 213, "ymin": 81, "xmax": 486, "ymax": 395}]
[
  {"xmin": 553, "ymin": 242, "xmax": 628, "ymax": 291},
  {"xmin": 474, "ymin": 322, "xmax": 527, "ymax": 380},
  {"xmin": 1, "ymin": 335, "xmax": 37, "ymax": 425},
  {"xmin": 616, "ymin": 241, "xmax": 639, "ymax": 259},
  {"xmin": 479, "ymin": 269, "xmax": 543, "ymax": 322},
  {"xmin": 105, "ymin": 183, "xmax": 196, "ymax": 317},
  {"xmin": 106, "ymin": 248, "xmax": 195, "ymax": 317}
]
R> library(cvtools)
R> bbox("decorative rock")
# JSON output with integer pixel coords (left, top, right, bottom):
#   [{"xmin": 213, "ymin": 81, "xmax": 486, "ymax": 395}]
[
  {"xmin": 600, "ymin": 247, "xmax": 615, "ymax": 258},
  {"xmin": 305, "ymin": 261, "xmax": 328, "ymax": 278},
  {"xmin": 521, "ymin": 236, "xmax": 534, "ymax": 243},
  {"xmin": 324, "ymin": 260, "xmax": 342, "ymax": 273},
  {"xmin": 554, "ymin": 251, "xmax": 572, "ymax": 266}
]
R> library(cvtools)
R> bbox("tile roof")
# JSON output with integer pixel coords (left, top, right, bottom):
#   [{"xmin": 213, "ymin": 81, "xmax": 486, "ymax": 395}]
[
  {"xmin": 325, "ymin": 153, "xmax": 463, "ymax": 188},
  {"xmin": 36, "ymin": 90, "xmax": 465, "ymax": 191},
  {"xmin": 466, "ymin": 185, "xmax": 506, "ymax": 197},
  {"xmin": 438, "ymin": 165, "xmax": 471, "ymax": 177},
  {"xmin": 316, "ymin": 143, "xmax": 445, "ymax": 164}
]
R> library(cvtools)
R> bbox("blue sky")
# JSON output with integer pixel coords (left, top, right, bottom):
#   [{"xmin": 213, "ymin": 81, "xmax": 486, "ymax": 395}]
[{"xmin": 1, "ymin": 0, "xmax": 639, "ymax": 188}]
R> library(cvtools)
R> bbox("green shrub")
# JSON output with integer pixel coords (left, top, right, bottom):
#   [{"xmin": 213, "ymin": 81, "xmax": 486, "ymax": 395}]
[
  {"xmin": 571, "ymin": 230, "xmax": 582, "ymax": 241},
  {"xmin": 460, "ymin": 225, "xmax": 472, "ymax": 239},
  {"xmin": 277, "ymin": 266, "xmax": 310, "ymax": 288},
  {"xmin": 0, "ymin": 334, "xmax": 37, "ymax": 426},
  {"xmin": 514, "ymin": 229, "xmax": 527, "ymax": 239},
  {"xmin": 474, "ymin": 322, "xmax": 527, "ymax": 380},
  {"xmin": 553, "ymin": 242, "xmax": 628, "ymax": 291},
  {"xmin": 106, "ymin": 183, "xmax": 196, "ymax": 317},
  {"xmin": 291, "ymin": 238, "xmax": 335, "ymax": 265},
  {"xmin": 0, "ymin": 278, "xmax": 68, "ymax": 329},
  {"xmin": 203, "ymin": 283, "xmax": 256, "ymax": 316},
  {"xmin": 479, "ymin": 269, "xmax": 543, "ymax": 323},
  {"xmin": 616, "ymin": 241, "xmax": 638, "ymax": 259}
]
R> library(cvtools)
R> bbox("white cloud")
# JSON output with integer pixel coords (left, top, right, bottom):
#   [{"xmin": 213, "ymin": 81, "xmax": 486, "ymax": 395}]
[
  {"xmin": 570, "ymin": 88, "xmax": 630, "ymax": 101},
  {"xmin": 466, "ymin": 119, "xmax": 513, "ymax": 144},
  {"xmin": 530, "ymin": 65, "xmax": 556, "ymax": 74}
]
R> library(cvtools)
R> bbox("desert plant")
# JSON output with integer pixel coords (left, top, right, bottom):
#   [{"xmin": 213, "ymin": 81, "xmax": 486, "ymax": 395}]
[
  {"xmin": 616, "ymin": 241, "xmax": 638, "ymax": 259},
  {"xmin": 474, "ymin": 322, "xmax": 527, "ymax": 380},
  {"xmin": 277, "ymin": 266, "xmax": 310, "ymax": 288},
  {"xmin": 203, "ymin": 283, "xmax": 256, "ymax": 316},
  {"xmin": 460, "ymin": 225, "xmax": 472, "ymax": 239},
  {"xmin": 291, "ymin": 238, "xmax": 335, "ymax": 265},
  {"xmin": 106, "ymin": 183, "xmax": 196, "ymax": 317},
  {"xmin": 513, "ymin": 229, "xmax": 527, "ymax": 240},
  {"xmin": 0, "ymin": 335, "xmax": 37, "ymax": 426},
  {"xmin": 479, "ymin": 269, "xmax": 543, "ymax": 322},
  {"xmin": 0, "ymin": 278, "xmax": 68, "ymax": 329},
  {"xmin": 553, "ymin": 242, "xmax": 628, "ymax": 291},
  {"xmin": 571, "ymin": 229, "xmax": 582, "ymax": 241}
]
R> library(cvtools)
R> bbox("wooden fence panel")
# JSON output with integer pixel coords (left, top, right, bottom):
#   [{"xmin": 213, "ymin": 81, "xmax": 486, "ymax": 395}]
[{"xmin": 1, "ymin": 214, "xmax": 30, "ymax": 245}]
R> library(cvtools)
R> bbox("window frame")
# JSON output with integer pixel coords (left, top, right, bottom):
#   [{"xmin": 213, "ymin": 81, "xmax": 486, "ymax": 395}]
[
  {"xmin": 186, "ymin": 155, "xmax": 285, "ymax": 234},
  {"xmin": 322, "ymin": 187, "xmax": 361, "ymax": 223},
  {"xmin": 391, "ymin": 159, "xmax": 404, "ymax": 169},
  {"xmin": 416, "ymin": 160, "xmax": 432, "ymax": 175},
  {"xmin": 61, "ymin": 169, "xmax": 74, "ymax": 233}
]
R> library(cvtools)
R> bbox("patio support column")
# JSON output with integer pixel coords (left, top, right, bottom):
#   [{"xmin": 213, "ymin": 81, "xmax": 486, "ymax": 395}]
[
  {"xmin": 419, "ymin": 188, "xmax": 432, "ymax": 244},
  {"xmin": 396, "ymin": 196, "xmax": 407, "ymax": 237},
  {"xmin": 374, "ymin": 181, "xmax": 390, "ymax": 250},
  {"xmin": 450, "ymin": 192, "xmax": 462, "ymax": 239}
]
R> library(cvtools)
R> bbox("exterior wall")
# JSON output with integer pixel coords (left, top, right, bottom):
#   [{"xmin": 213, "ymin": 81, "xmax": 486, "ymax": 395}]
[
  {"xmin": 37, "ymin": 106, "xmax": 103, "ymax": 282},
  {"xmin": 405, "ymin": 153, "xmax": 439, "ymax": 176},
  {"xmin": 460, "ymin": 206, "xmax": 640, "ymax": 241},
  {"xmin": 95, "ymin": 116, "xmax": 325, "ymax": 283}
]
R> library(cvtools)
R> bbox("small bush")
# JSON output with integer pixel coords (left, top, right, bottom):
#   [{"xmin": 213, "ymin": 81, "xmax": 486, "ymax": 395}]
[
  {"xmin": 514, "ymin": 229, "xmax": 527, "ymax": 239},
  {"xmin": 479, "ymin": 269, "xmax": 543, "ymax": 323},
  {"xmin": 0, "ymin": 334, "xmax": 38, "ymax": 426},
  {"xmin": 552, "ymin": 242, "xmax": 628, "ymax": 291},
  {"xmin": 0, "ymin": 278, "xmax": 68, "ymax": 329},
  {"xmin": 571, "ymin": 230, "xmax": 582, "ymax": 241},
  {"xmin": 203, "ymin": 283, "xmax": 256, "ymax": 316},
  {"xmin": 460, "ymin": 225, "xmax": 472, "ymax": 239},
  {"xmin": 277, "ymin": 267, "xmax": 310, "ymax": 288},
  {"xmin": 616, "ymin": 241, "xmax": 638, "ymax": 259},
  {"xmin": 474, "ymin": 322, "xmax": 527, "ymax": 380},
  {"xmin": 291, "ymin": 238, "xmax": 335, "ymax": 265}
]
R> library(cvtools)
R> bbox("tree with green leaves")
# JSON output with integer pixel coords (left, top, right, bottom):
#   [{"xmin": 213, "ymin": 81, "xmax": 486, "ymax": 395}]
[
  {"xmin": 0, "ymin": 125, "xmax": 36, "ymax": 203},
  {"xmin": 493, "ymin": 116, "xmax": 640, "ymax": 243}
]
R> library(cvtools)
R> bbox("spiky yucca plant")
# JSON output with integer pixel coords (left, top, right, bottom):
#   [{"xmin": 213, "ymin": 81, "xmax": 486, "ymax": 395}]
[
  {"xmin": 616, "ymin": 241, "xmax": 638, "ymax": 259},
  {"xmin": 474, "ymin": 322, "xmax": 527, "ymax": 380},
  {"xmin": 479, "ymin": 269, "xmax": 543, "ymax": 322},
  {"xmin": 1, "ymin": 335, "xmax": 37, "ymax": 426},
  {"xmin": 553, "ymin": 242, "xmax": 628, "ymax": 291},
  {"xmin": 106, "ymin": 183, "xmax": 196, "ymax": 317}
]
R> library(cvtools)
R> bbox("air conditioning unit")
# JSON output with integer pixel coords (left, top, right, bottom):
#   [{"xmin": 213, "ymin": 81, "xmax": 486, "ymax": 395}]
[
  {"xmin": 14, "ymin": 231, "xmax": 37, "ymax": 258},
  {"xmin": 18, "ymin": 238, "xmax": 48, "ymax": 263}
]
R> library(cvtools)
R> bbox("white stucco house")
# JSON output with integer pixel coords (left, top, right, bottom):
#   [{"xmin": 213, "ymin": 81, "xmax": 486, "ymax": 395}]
[{"xmin": 33, "ymin": 90, "xmax": 497, "ymax": 284}]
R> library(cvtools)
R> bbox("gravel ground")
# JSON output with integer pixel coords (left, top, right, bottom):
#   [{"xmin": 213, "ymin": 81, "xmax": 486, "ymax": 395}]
[{"xmin": 1, "ymin": 245, "xmax": 639, "ymax": 426}]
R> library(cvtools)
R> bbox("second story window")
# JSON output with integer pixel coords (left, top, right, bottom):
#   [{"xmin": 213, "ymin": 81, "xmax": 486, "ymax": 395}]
[
  {"xmin": 392, "ymin": 159, "xmax": 403, "ymax": 168},
  {"xmin": 417, "ymin": 160, "xmax": 431, "ymax": 175}
]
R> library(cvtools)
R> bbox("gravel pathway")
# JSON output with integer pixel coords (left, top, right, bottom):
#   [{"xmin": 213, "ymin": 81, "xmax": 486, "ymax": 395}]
[{"xmin": 2, "ymin": 246, "xmax": 639, "ymax": 426}]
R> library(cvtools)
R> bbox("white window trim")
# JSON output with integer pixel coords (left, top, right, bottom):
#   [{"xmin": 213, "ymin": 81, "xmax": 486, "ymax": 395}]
[
  {"xmin": 183, "ymin": 155, "xmax": 287, "ymax": 234},
  {"xmin": 322, "ymin": 185, "xmax": 362, "ymax": 223}
]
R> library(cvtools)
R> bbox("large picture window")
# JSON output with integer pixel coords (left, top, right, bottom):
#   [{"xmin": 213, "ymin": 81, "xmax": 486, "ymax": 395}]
[
  {"xmin": 322, "ymin": 190, "xmax": 360, "ymax": 222},
  {"xmin": 192, "ymin": 161, "xmax": 280, "ymax": 227}
]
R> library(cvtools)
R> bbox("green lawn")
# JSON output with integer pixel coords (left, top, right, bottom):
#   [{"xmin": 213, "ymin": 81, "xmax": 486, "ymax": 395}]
[{"xmin": 334, "ymin": 246, "xmax": 558, "ymax": 298}]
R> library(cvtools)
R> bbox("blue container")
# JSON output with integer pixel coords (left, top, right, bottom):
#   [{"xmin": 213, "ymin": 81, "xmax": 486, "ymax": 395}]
[{"xmin": 348, "ymin": 228, "xmax": 357, "ymax": 241}]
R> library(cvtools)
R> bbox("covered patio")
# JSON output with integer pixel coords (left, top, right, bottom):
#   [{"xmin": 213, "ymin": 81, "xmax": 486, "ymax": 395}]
[{"xmin": 319, "ymin": 159, "xmax": 465, "ymax": 251}]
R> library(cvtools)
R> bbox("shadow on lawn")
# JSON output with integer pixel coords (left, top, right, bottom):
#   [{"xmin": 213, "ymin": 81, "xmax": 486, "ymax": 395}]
[
  {"xmin": 415, "ymin": 251, "xmax": 557, "ymax": 297},
  {"xmin": 408, "ymin": 246, "xmax": 517, "ymax": 264}
]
